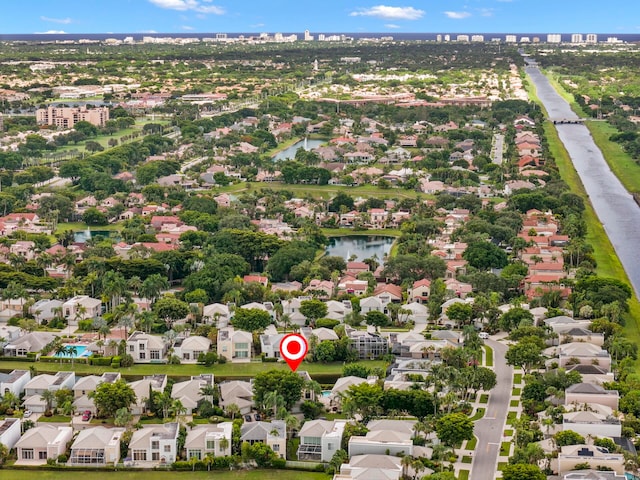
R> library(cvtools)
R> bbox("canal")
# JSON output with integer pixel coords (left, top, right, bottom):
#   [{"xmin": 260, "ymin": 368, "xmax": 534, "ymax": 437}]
[
  {"xmin": 271, "ymin": 138, "xmax": 325, "ymax": 161},
  {"xmin": 526, "ymin": 64, "xmax": 640, "ymax": 295}
]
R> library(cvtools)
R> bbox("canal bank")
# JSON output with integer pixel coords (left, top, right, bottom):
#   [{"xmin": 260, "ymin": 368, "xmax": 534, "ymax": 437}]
[{"xmin": 526, "ymin": 64, "xmax": 640, "ymax": 362}]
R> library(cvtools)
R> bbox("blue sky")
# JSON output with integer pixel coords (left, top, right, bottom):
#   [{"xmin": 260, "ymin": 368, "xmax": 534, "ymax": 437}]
[{"xmin": 1, "ymin": 0, "xmax": 639, "ymax": 34}]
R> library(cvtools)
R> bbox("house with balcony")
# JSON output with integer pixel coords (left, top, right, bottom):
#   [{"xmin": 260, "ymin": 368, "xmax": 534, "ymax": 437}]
[
  {"xmin": 68, "ymin": 427, "xmax": 125, "ymax": 466},
  {"xmin": 128, "ymin": 423, "xmax": 179, "ymax": 465},
  {"xmin": 185, "ymin": 423, "xmax": 233, "ymax": 460},
  {"xmin": 297, "ymin": 419, "xmax": 347, "ymax": 462},
  {"xmin": 127, "ymin": 331, "xmax": 167, "ymax": 363},
  {"xmin": 217, "ymin": 327, "xmax": 252, "ymax": 362},
  {"xmin": 241, "ymin": 420, "xmax": 286, "ymax": 459},
  {"xmin": 62, "ymin": 295, "xmax": 102, "ymax": 321},
  {"xmin": 171, "ymin": 374, "xmax": 214, "ymax": 415}
]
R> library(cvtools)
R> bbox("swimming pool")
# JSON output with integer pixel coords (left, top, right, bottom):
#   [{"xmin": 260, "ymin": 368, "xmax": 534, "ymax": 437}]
[
  {"xmin": 54, "ymin": 344, "xmax": 91, "ymax": 358},
  {"xmin": 321, "ymin": 390, "xmax": 331, "ymax": 397}
]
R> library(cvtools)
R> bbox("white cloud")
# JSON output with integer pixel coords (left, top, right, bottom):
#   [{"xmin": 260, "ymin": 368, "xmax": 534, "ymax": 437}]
[
  {"xmin": 35, "ymin": 30, "xmax": 67, "ymax": 34},
  {"xmin": 478, "ymin": 8, "xmax": 494, "ymax": 17},
  {"xmin": 443, "ymin": 11, "xmax": 471, "ymax": 19},
  {"xmin": 40, "ymin": 16, "xmax": 72, "ymax": 24},
  {"xmin": 350, "ymin": 5, "xmax": 425, "ymax": 20},
  {"xmin": 182, "ymin": 25, "xmax": 195, "ymax": 30},
  {"xmin": 148, "ymin": 0, "xmax": 224, "ymax": 15},
  {"xmin": 385, "ymin": 24, "xmax": 401, "ymax": 29}
]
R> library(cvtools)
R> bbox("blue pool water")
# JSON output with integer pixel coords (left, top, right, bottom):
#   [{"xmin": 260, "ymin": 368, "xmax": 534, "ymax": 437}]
[
  {"xmin": 54, "ymin": 344, "xmax": 91, "ymax": 358},
  {"xmin": 321, "ymin": 390, "xmax": 331, "ymax": 397}
]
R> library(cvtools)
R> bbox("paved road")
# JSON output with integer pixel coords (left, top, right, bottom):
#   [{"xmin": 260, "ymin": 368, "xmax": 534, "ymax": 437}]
[
  {"xmin": 492, "ymin": 134, "xmax": 505, "ymax": 165},
  {"xmin": 470, "ymin": 338, "xmax": 513, "ymax": 480}
]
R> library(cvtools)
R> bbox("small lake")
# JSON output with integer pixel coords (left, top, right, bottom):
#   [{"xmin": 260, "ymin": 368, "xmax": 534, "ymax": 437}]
[
  {"xmin": 74, "ymin": 229, "xmax": 120, "ymax": 243},
  {"xmin": 325, "ymin": 235, "xmax": 395, "ymax": 263},
  {"xmin": 272, "ymin": 138, "xmax": 325, "ymax": 162}
]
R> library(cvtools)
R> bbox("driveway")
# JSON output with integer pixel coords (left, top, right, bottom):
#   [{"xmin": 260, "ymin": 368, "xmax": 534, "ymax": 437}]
[{"xmin": 469, "ymin": 338, "xmax": 513, "ymax": 480}]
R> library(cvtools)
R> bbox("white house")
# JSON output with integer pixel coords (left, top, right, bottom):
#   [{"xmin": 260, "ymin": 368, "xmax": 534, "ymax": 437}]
[
  {"xmin": 217, "ymin": 327, "xmax": 252, "ymax": 362},
  {"xmin": 297, "ymin": 419, "xmax": 346, "ymax": 462},
  {"xmin": 0, "ymin": 369, "xmax": 30, "ymax": 397},
  {"xmin": 15, "ymin": 425, "xmax": 73, "ymax": 465},
  {"xmin": 24, "ymin": 371, "xmax": 75, "ymax": 397},
  {"xmin": 129, "ymin": 375, "xmax": 167, "ymax": 416},
  {"xmin": 335, "ymin": 454, "xmax": 403, "ymax": 480},
  {"xmin": 68, "ymin": 427, "xmax": 125, "ymax": 466},
  {"xmin": 202, "ymin": 303, "xmax": 231, "ymax": 327},
  {"xmin": 30, "ymin": 299, "xmax": 64, "ymax": 324},
  {"xmin": 240, "ymin": 420, "xmax": 286, "ymax": 459},
  {"xmin": 0, "ymin": 418, "xmax": 21, "ymax": 450},
  {"xmin": 185, "ymin": 423, "xmax": 233, "ymax": 460},
  {"xmin": 219, "ymin": 380, "xmax": 254, "ymax": 414},
  {"xmin": 62, "ymin": 295, "xmax": 102, "ymax": 321},
  {"xmin": 171, "ymin": 374, "xmax": 214, "ymax": 414},
  {"xmin": 3, "ymin": 331, "xmax": 57, "ymax": 357},
  {"xmin": 173, "ymin": 335, "xmax": 211, "ymax": 363},
  {"xmin": 129, "ymin": 422, "xmax": 179, "ymax": 465},
  {"xmin": 260, "ymin": 327, "xmax": 284, "ymax": 359},
  {"xmin": 562, "ymin": 410, "xmax": 621, "ymax": 439},
  {"xmin": 348, "ymin": 429, "xmax": 413, "ymax": 457},
  {"xmin": 127, "ymin": 331, "xmax": 167, "ymax": 363}
]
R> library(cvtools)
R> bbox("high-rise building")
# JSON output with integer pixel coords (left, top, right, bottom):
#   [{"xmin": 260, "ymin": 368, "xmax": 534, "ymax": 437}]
[
  {"xmin": 505, "ymin": 35, "xmax": 517, "ymax": 43},
  {"xmin": 571, "ymin": 34, "xmax": 583, "ymax": 43},
  {"xmin": 586, "ymin": 34, "xmax": 598, "ymax": 44},
  {"xmin": 304, "ymin": 30, "xmax": 313, "ymax": 41},
  {"xmin": 520, "ymin": 37, "xmax": 531, "ymax": 43},
  {"xmin": 36, "ymin": 106, "xmax": 110, "ymax": 129},
  {"xmin": 471, "ymin": 35, "xmax": 484, "ymax": 42},
  {"xmin": 456, "ymin": 34, "xmax": 470, "ymax": 42},
  {"xmin": 444, "ymin": 34, "xmax": 450, "ymax": 41},
  {"xmin": 547, "ymin": 34, "xmax": 562, "ymax": 43},
  {"xmin": 436, "ymin": 34, "xmax": 442, "ymax": 42}
]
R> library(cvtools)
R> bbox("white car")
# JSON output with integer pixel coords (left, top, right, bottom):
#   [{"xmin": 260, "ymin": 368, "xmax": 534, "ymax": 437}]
[
  {"xmin": 479, "ymin": 332, "xmax": 489, "ymax": 339},
  {"xmin": 23, "ymin": 410, "xmax": 32, "ymax": 418}
]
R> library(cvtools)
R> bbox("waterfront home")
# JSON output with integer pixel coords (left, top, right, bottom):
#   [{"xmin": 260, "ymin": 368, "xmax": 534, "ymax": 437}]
[
  {"xmin": 297, "ymin": 419, "xmax": 346, "ymax": 462},
  {"xmin": 217, "ymin": 327, "xmax": 252, "ymax": 362},
  {"xmin": 185, "ymin": 423, "xmax": 233, "ymax": 460},
  {"xmin": 171, "ymin": 374, "xmax": 214, "ymax": 415},
  {"xmin": 68, "ymin": 426, "xmax": 125, "ymax": 466},
  {"xmin": 128, "ymin": 422, "xmax": 179, "ymax": 465},
  {"xmin": 126, "ymin": 331, "xmax": 167, "ymax": 363},
  {"xmin": 15, "ymin": 425, "xmax": 73, "ymax": 465},
  {"xmin": 240, "ymin": 420, "xmax": 286, "ymax": 458}
]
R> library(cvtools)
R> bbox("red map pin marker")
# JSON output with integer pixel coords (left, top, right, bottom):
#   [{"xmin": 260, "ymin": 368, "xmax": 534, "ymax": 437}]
[{"xmin": 280, "ymin": 333, "xmax": 308, "ymax": 372}]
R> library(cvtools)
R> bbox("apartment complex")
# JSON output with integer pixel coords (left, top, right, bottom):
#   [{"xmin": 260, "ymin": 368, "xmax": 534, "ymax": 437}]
[{"xmin": 36, "ymin": 105, "xmax": 110, "ymax": 128}]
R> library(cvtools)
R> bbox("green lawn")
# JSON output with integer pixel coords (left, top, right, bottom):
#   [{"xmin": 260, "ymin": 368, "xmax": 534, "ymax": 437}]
[
  {"xmin": 506, "ymin": 411, "xmax": 517, "ymax": 426},
  {"xmin": 0, "ymin": 359, "xmax": 387, "ymax": 381},
  {"xmin": 503, "ymin": 429, "xmax": 513, "ymax": 437},
  {"xmin": 0, "ymin": 470, "xmax": 327, "ymax": 480},
  {"xmin": 500, "ymin": 441, "xmax": 511, "ymax": 456},
  {"xmin": 511, "ymin": 388, "xmax": 521, "ymax": 396},
  {"xmin": 497, "ymin": 462, "xmax": 508, "ymax": 471},
  {"xmin": 479, "ymin": 394, "xmax": 489, "ymax": 404},
  {"xmin": 510, "ymin": 400, "xmax": 519, "ymax": 407},
  {"xmin": 459, "ymin": 469, "xmax": 470, "ymax": 480},
  {"xmin": 587, "ymin": 121, "xmax": 640, "ymax": 195},
  {"xmin": 38, "ymin": 415, "xmax": 71, "ymax": 423},
  {"xmin": 461, "ymin": 456, "xmax": 472, "ymax": 464},
  {"xmin": 469, "ymin": 407, "xmax": 485, "ymax": 421},
  {"xmin": 513, "ymin": 373, "xmax": 522, "ymax": 385},
  {"xmin": 465, "ymin": 436, "xmax": 477, "ymax": 450},
  {"xmin": 483, "ymin": 345, "xmax": 493, "ymax": 367}
]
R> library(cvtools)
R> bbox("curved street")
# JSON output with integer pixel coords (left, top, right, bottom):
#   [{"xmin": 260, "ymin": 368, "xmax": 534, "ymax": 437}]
[{"xmin": 470, "ymin": 338, "xmax": 513, "ymax": 480}]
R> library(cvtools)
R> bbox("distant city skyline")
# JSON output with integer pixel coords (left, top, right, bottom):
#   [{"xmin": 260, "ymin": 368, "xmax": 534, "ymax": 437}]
[{"xmin": 1, "ymin": 0, "xmax": 639, "ymax": 35}]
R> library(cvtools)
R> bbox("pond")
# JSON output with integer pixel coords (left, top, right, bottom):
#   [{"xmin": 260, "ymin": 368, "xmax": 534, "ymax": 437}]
[
  {"xmin": 271, "ymin": 138, "xmax": 325, "ymax": 162},
  {"xmin": 325, "ymin": 235, "xmax": 395, "ymax": 263},
  {"xmin": 73, "ymin": 229, "xmax": 120, "ymax": 243}
]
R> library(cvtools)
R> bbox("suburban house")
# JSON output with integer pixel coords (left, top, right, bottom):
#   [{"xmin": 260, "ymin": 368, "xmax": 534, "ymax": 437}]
[
  {"xmin": 127, "ymin": 331, "xmax": 168, "ymax": 363},
  {"xmin": 68, "ymin": 427, "xmax": 125, "ymax": 466},
  {"xmin": 173, "ymin": 335, "xmax": 211, "ymax": 363},
  {"xmin": 348, "ymin": 429, "xmax": 413, "ymax": 457},
  {"xmin": 62, "ymin": 295, "xmax": 102, "ymax": 321},
  {"xmin": 558, "ymin": 445, "xmax": 624, "ymax": 475},
  {"xmin": 407, "ymin": 279, "xmax": 431, "ymax": 303},
  {"xmin": 14, "ymin": 425, "xmax": 73, "ymax": 465},
  {"xmin": 128, "ymin": 422, "xmax": 179, "ymax": 465},
  {"xmin": 171, "ymin": 374, "xmax": 214, "ymax": 415},
  {"xmin": 24, "ymin": 371, "xmax": 75, "ymax": 397},
  {"xmin": 219, "ymin": 380, "xmax": 254, "ymax": 414},
  {"xmin": 240, "ymin": 420, "xmax": 286, "ymax": 458},
  {"xmin": 0, "ymin": 369, "xmax": 30, "ymax": 396},
  {"xmin": 260, "ymin": 329, "xmax": 284, "ymax": 359},
  {"xmin": 562, "ymin": 410, "xmax": 622, "ymax": 438},
  {"xmin": 3, "ymin": 331, "xmax": 57, "ymax": 357},
  {"xmin": 217, "ymin": 327, "xmax": 252, "ymax": 362},
  {"xmin": 129, "ymin": 375, "xmax": 167, "ymax": 416},
  {"xmin": 334, "ymin": 454, "xmax": 403, "ymax": 480},
  {"xmin": 565, "ymin": 383, "xmax": 619, "ymax": 410},
  {"xmin": 0, "ymin": 418, "xmax": 21, "ymax": 450},
  {"xmin": 30, "ymin": 299, "xmax": 64, "ymax": 324},
  {"xmin": 185, "ymin": 423, "xmax": 233, "ymax": 460},
  {"xmin": 297, "ymin": 419, "xmax": 347, "ymax": 462},
  {"xmin": 202, "ymin": 303, "xmax": 232, "ymax": 327},
  {"xmin": 347, "ymin": 328, "xmax": 389, "ymax": 359},
  {"xmin": 547, "ymin": 343, "xmax": 612, "ymax": 371}
]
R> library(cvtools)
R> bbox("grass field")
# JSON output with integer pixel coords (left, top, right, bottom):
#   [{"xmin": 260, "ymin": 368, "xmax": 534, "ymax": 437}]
[
  {"xmin": 510, "ymin": 400, "xmax": 519, "ymax": 407},
  {"xmin": 458, "ymin": 470, "xmax": 470, "ymax": 480},
  {"xmin": 587, "ymin": 121, "xmax": 640, "ymax": 194},
  {"xmin": 0, "ymin": 359, "xmax": 388, "ymax": 381},
  {"xmin": 469, "ymin": 407, "xmax": 486, "ymax": 421},
  {"xmin": 465, "ymin": 436, "xmax": 478, "ymax": 450},
  {"xmin": 483, "ymin": 345, "xmax": 493, "ymax": 367},
  {"xmin": 511, "ymin": 388, "xmax": 521, "ymax": 396},
  {"xmin": 506, "ymin": 411, "xmax": 517, "ymax": 426},
  {"xmin": 0, "ymin": 470, "xmax": 328, "ymax": 480},
  {"xmin": 513, "ymin": 373, "xmax": 522, "ymax": 385},
  {"xmin": 479, "ymin": 394, "xmax": 489, "ymax": 404}
]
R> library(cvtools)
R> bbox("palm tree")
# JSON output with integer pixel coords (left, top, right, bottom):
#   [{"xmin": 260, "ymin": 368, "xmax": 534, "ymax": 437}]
[
  {"xmin": 171, "ymin": 399, "xmax": 186, "ymax": 421},
  {"xmin": 140, "ymin": 274, "xmax": 169, "ymax": 305},
  {"xmin": 40, "ymin": 390, "xmax": 55, "ymax": 413},
  {"xmin": 225, "ymin": 403, "xmax": 240, "ymax": 420},
  {"xmin": 55, "ymin": 343, "xmax": 69, "ymax": 365},
  {"xmin": 264, "ymin": 390, "xmax": 284, "ymax": 418},
  {"xmin": 401, "ymin": 454, "xmax": 413, "ymax": 479},
  {"xmin": 101, "ymin": 270, "xmax": 127, "ymax": 312},
  {"xmin": 67, "ymin": 345, "xmax": 78, "ymax": 367},
  {"xmin": 136, "ymin": 311, "xmax": 156, "ymax": 334},
  {"xmin": 219, "ymin": 437, "xmax": 230, "ymax": 456}
]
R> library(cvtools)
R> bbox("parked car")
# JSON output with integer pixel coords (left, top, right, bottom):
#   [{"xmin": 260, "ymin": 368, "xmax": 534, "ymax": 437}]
[
  {"xmin": 23, "ymin": 410, "xmax": 32, "ymax": 418},
  {"xmin": 479, "ymin": 332, "xmax": 489, "ymax": 339},
  {"xmin": 244, "ymin": 414, "xmax": 252, "ymax": 422},
  {"xmin": 82, "ymin": 410, "xmax": 92, "ymax": 421}
]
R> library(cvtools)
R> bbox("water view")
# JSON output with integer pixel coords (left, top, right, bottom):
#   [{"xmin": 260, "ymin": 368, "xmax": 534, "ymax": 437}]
[
  {"xmin": 325, "ymin": 235, "xmax": 395, "ymax": 263},
  {"xmin": 271, "ymin": 138, "xmax": 325, "ymax": 161},
  {"xmin": 74, "ymin": 230, "xmax": 120, "ymax": 243}
]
